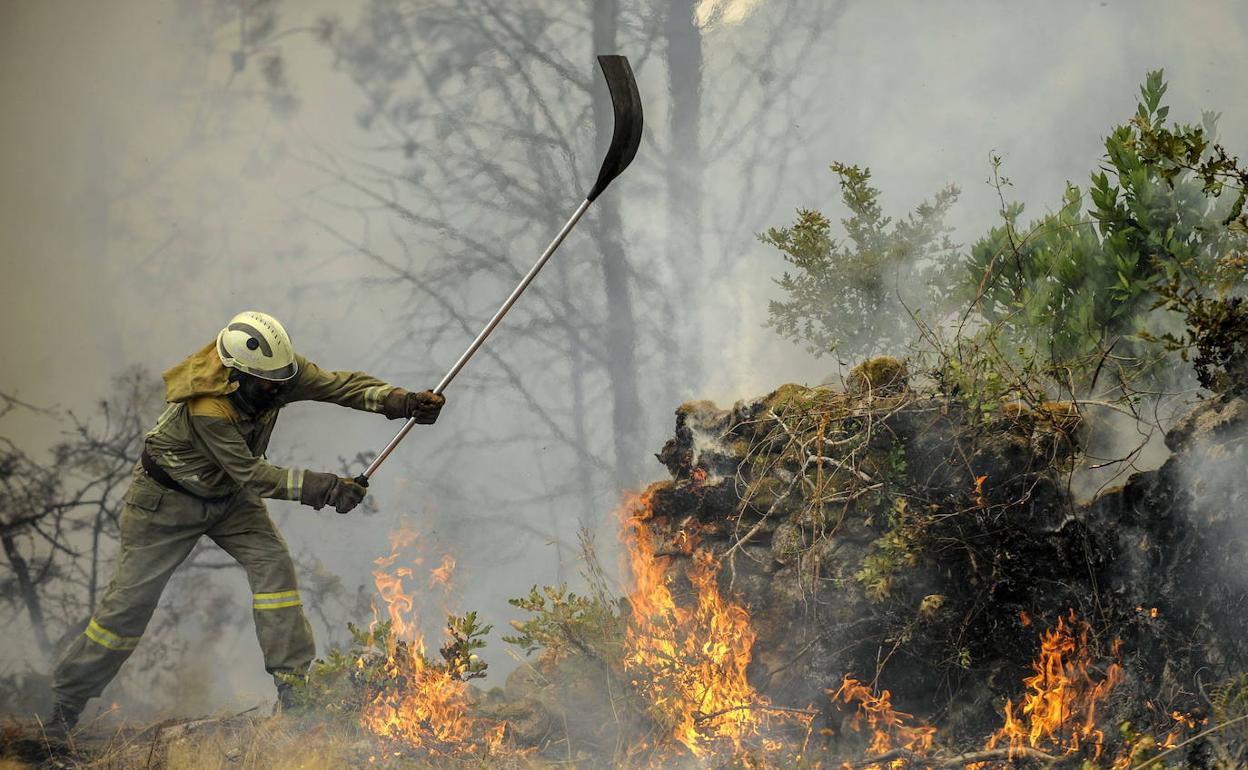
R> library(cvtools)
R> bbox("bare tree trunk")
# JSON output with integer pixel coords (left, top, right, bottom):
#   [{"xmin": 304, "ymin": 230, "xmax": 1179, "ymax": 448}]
[
  {"xmin": 665, "ymin": 0, "xmax": 704, "ymax": 388},
  {"xmin": 1, "ymin": 532, "xmax": 52, "ymax": 655},
  {"xmin": 558, "ymin": 260, "xmax": 597, "ymax": 527},
  {"xmin": 593, "ymin": 0, "xmax": 644, "ymax": 488}
]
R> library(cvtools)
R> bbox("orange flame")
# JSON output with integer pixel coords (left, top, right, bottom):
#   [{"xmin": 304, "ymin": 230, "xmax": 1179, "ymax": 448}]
[
  {"xmin": 360, "ymin": 527, "xmax": 504, "ymax": 755},
  {"xmin": 1160, "ymin": 710, "xmax": 1201, "ymax": 749},
  {"xmin": 831, "ymin": 676, "xmax": 935, "ymax": 769},
  {"xmin": 986, "ymin": 610, "xmax": 1123, "ymax": 761},
  {"xmin": 430, "ymin": 555, "xmax": 456, "ymax": 587},
  {"xmin": 974, "ymin": 475, "xmax": 989, "ymax": 508},
  {"xmin": 619, "ymin": 487, "xmax": 787, "ymax": 756}
]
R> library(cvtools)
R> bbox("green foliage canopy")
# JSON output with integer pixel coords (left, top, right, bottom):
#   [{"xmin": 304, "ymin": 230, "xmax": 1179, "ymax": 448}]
[
  {"xmin": 963, "ymin": 70, "xmax": 1247, "ymax": 390},
  {"xmin": 766, "ymin": 70, "xmax": 1248, "ymax": 398},
  {"xmin": 763, "ymin": 163, "xmax": 959, "ymax": 360}
]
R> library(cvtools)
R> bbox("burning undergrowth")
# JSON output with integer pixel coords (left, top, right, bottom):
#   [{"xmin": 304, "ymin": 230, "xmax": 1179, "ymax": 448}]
[
  {"xmin": 608, "ymin": 359, "xmax": 1248, "ymax": 767},
  {"xmin": 287, "ymin": 525, "xmax": 506, "ymax": 758},
  {"xmin": 509, "ymin": 358, "xmax": 1245, "ymax": 767},
  {"xmin": 359, "ymin": 528, "xmax": 503, "ymax": 753},
  {"xmin": 140, "ymin": 358, "xmax": 1248, "ymax": 769},
  {"xmin": 619, "ymin": 487, "xmax": 786, "ymax": 757}
]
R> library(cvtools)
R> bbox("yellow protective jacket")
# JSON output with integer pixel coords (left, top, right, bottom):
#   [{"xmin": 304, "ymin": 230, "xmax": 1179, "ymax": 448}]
[{"xmin": 143, "ymin": 342, "xmax": 395, "ymax": 500}]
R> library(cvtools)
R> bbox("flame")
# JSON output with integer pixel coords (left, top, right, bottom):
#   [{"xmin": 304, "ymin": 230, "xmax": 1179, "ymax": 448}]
[
  {"xmin": 986, "ymin": 610, "xmax": 1123, "ymax": 761},
  {"xmin": 974, "ymin": 475, "xmax": 989, "ymax": 508},
  {"xmin": 1160, "ymin": 710, "xmax": 1200, "ymax": 749},
  {"xmin": 356, "ymin": 494, "xmax": 1136, "ymax": 764},
  {"xmin": 619, "ymin": 486, "xmax": 792, "ymax": 756},
  {"xmin": 360, "ymin": 526, "xmax": 504, "ymax": 755},
  {"xmin": 831, "ymin": 677, "xmax": 935, "ymax": 769},
  {"xmin": 430, "ymin": 554, "xmax": 456, "ymax": 587}
]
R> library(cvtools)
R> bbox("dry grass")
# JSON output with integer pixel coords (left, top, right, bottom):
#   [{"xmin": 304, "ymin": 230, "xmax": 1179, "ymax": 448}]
[
  {"xmin": 8, "ymin": 714, "xmax": 563, "ymax": 770},
  {"xmin": 161, "ymin": 717, "xmax": 355, "ymax": 770},
  {"xmin": 63, "ymin": 715, "xmax": 364, "ymax": 770}
]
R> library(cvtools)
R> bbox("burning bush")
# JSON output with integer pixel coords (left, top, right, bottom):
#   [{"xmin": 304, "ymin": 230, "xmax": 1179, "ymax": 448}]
[
  {"xmin": 621, "ymin": 371, "xmax": 1248, "ymax": 766},
  {"xmin": 287, "ymin": 528, "xmax": 505, "ymax": 759}
]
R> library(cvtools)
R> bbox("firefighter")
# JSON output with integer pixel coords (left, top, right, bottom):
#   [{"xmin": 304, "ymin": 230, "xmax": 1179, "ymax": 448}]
[{"xmin": 47, "ymin": 311, "xmax": 444, "ymax": 736}]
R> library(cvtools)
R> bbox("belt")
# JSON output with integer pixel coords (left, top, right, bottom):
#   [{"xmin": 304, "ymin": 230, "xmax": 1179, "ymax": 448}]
[{"xmin": 140, "ymin": 450, "xmax": 233, "ymax": 504}]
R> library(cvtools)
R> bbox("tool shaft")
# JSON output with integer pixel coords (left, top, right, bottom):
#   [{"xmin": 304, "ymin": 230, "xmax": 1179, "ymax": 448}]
[{"xmin": 360, "ymin": 197, "xmax": 593, "ymax": 480}]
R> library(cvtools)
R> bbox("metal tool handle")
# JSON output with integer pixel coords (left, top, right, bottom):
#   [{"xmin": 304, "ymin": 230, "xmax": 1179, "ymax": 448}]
[{"xmin": 355, "ymin": 198, "xmax": 592, "ymax": 485}]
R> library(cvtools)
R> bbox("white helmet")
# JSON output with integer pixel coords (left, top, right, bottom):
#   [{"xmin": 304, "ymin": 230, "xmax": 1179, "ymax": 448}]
[{"xmin": 216, "ymin": 311, "xmax": 298, "ymax": 381}]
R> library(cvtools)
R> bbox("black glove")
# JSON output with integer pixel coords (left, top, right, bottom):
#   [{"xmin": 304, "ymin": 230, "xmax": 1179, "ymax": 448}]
[
  {"xmin": 301, "ymin": 471, "xmax": 367, "ymax": 514},
  {"xmin": 381, "ymin": 388, "xmax": 446, "ymax": 424}
]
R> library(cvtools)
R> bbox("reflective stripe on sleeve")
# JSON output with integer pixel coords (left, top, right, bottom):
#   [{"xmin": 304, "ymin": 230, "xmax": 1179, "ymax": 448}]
[
  {"xmin": 253, "ymin": 589, "xmax": 302, "ymax": 610},
  {"xmin": 364, "ymin": 385, "xmax": 385, "ymax": 412},
  {"xmin": 84, "ymin": 618, "xmax": 141, "ymax": 651},
  {"xmin": 290, "ymin": 468, "xmax": 304, "ymax": 501}
]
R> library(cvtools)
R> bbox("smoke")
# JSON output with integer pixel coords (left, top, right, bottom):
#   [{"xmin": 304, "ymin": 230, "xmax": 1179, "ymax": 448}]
[
  {"xmin": 3, "ymin": 0, "xmax": 1248, "ymax": 723},
  {"xmin": 1170, "ymin": 397, "xmax": 1248, "ymax": 593}
]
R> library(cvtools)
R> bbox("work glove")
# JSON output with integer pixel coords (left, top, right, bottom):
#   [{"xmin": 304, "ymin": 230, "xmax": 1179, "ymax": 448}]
[
  {"xmin": 301, "ymin": 471, "xmax": 367, "ymax": 514},
  {"xmin": 381, "ymin": 388, "xmax": 446, "ymax": 424}
]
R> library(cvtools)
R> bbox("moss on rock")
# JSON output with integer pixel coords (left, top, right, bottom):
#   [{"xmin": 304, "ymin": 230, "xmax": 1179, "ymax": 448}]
[{"xmin": 847, "ymin": 356, "xmax": 909, "ymax": 397}]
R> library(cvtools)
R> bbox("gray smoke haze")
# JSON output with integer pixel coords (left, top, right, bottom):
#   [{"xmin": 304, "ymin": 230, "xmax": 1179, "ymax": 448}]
[{"xmin": 2, "ymin": 0, "xmax": 1247, "ymax": 717}]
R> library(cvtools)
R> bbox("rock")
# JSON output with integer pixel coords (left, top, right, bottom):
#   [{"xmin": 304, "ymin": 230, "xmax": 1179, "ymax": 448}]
[
  {"xmin": 770, "ymin": 521, "xmax": 808, "ymax": 566},
  {"xmin": 798, "ymin": 534, "xmax": 846, "ymax": 579},
  {"xmin": 1164, "ymin": 394, "xmax": 1248, "ymax": 452},
  {"xmin": 499, "ymin": 653, "xmax": 637, "ymax": 755},
  {"xmin": 496, "ymin": 705, "xmax": 550, "ymax": 749},
  {"xmin": 648, "ymin": 480, "xmax": 698, "ymax": 520},
  {"xmin": 793, "ymin": 501, "xmax": 836, "ymax": 531},
  {"xmin": 656, "ymin": 400, "xmax": 733, "ymax": 478},
  {"xmin": 740, "ymin": 474, "xmax": 799, "ymax": 517}
]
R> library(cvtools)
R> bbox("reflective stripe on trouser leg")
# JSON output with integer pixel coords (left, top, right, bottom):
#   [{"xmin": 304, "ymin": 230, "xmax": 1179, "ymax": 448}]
[
  {"xmin": 251, "ymin": 591, "xmax": 316, "ymax": 679},
  {"xmin": 253, "ymin": 590, "xmax": 302, "ymax": 610},
  {"xmin": 208, "ymin": 493, "xmax": 316, "ymax": 679},
  {"xmin": 83, "ymin": 618, "xmax": 142, "ymax": 651},
  {"xmin": 53, "ymin": 471, "xmax": 205, "ymax": 709},
  {"xmin": 51, "ymin": 617, "xmax": 145, "ymax": 712}
]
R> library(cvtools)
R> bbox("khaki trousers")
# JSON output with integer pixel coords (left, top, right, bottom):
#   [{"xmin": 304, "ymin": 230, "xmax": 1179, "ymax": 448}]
[{"xmin": 52, "ymin": 467, "xmax": 315, "ymax": 710}]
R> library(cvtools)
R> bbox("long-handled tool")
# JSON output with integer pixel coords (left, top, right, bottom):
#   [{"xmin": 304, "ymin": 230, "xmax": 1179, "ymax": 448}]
[{"xmin": 355, "ymin": 54, "xmax": 643, "ymax": 486}]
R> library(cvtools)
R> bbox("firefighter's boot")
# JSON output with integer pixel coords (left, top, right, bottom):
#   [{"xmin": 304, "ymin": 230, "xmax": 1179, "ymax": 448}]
[{"xmin": 44, "ymin": 701, "xmax": 81, "ymax": 743}]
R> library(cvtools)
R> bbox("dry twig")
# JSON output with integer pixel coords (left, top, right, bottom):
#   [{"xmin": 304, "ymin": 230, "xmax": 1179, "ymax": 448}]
[
  {"xmin": 693, "ymin": 704, "xmax": 819, "ymax": 725},
  {"xmin": 1130, "ymin": 712, "xmax": 1248, "ymax": 770}
]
